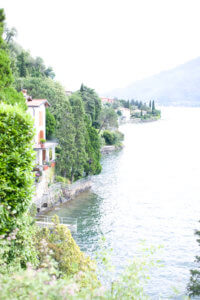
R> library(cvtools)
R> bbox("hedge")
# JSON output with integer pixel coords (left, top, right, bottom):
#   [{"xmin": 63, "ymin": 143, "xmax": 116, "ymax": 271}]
[{"xmin": 0, "ymin": 103, "xmax": 35, "ymax": 234}]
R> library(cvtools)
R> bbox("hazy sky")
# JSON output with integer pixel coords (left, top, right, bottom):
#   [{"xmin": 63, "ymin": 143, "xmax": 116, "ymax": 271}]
[{"xmin": 2, "ymin": 0, "xmax": 200, "ymax": 95}]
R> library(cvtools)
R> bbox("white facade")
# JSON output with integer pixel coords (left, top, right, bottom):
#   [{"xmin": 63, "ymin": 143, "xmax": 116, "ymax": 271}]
[
  {"xmin": 24, "ymin": 94, "xmax": 57, "ymax": 166},
  {"xmin": 27, "ymin": 104, "xmax": 46, "ymax": 144}
]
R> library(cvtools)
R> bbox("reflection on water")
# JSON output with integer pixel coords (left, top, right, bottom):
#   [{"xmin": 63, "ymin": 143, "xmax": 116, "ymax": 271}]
[{"xmin": 47, "ymin": 107, "xmax": 200, "ymax": 298}]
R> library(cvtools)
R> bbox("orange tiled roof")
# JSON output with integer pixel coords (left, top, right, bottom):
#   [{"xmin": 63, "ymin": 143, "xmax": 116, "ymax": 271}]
[{"xmin": 27, "ymin": 99, "xmax": 50, "ymax": 107}]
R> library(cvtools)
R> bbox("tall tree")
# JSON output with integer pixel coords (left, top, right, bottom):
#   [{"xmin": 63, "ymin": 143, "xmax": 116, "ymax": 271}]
[
  {"xmin": 152, "ymin": 100, "xmax": 155, "ymax": 112},
  {"xmin": 79, "ymin": 84, "xmax": 102, "ymax": 127},
  {"xmin": 98, "ymin": 106, "xmax": 118, "ymax": 133},
  {"xmin": 55, "ymin": 99, "xmax": 76, "ymax": 179},
  {"xmin": 69, "ymin": 93, "xmax": 88, "ymax": 181},
  {"xmin": 84, "ymin": 116, "xmax": 101, "ymax": 176},
  {"xmin": 149, "ymin": 100, "xmax": 152, "ymax": 108}
]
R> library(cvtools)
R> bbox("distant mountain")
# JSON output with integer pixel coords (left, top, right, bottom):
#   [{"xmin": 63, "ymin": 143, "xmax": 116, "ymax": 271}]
[{"xmin": 107, "ymin": 57, "xmax": 200, "ymax": 106}]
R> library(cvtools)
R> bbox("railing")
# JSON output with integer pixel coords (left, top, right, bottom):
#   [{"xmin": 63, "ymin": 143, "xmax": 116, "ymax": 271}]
[{"xmin": 35, "ymin": 215, "xmax": 77, "ymax": 233}]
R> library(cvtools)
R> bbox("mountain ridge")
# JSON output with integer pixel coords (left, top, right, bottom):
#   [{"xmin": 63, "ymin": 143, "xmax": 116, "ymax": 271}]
[{"xmin": 107, "ymin": 57, "xmax": 200, "ymax": 106}]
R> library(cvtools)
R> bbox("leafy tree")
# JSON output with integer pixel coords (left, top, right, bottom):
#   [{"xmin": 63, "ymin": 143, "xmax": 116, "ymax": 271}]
[
  {"xmin": 4, "ymin": 25, "xmax": 17, "ymax": 44},
  {"xmin": 0, "ymin": 9, "xmax": 26, "ymax": 110},
  {"xmin": 0, "ymin": 87, "xmax": 26, "ymax": 110},
  {"xmin": 98, "ymin": 106, "xmax": 118, "ymax": 133},
  {"xmin": 70, "ymin": 93, "xmax": 87, "ymax": 181}
]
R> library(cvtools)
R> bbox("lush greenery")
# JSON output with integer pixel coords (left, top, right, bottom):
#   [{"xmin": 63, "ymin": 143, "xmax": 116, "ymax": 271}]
[
  {"xmin": 102, "ymin": 130, "xmax": 124, "ymax": 147},
  {"xmin": 0, "ymin": 103, "xmax": 35, "ymax": 234},
  {"xmin": 0, "ymin": 9, "xmax": 26, "ymax": 110},
  {"xmin": 187, "ymin": 222, "xmax": 200, "ymax": 297},
  {"xmin": 130, "ymin": 99, "xmax": 161, "ymax": 121},
  {"xmin": 4, "ymin": 23, "xmax": 103, "ymax": 182}
]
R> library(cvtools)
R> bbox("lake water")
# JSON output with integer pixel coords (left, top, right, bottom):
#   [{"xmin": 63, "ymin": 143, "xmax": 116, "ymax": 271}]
[{"xmin": 47, "ymin": 107, "xmax": 200, "ymax": 299}]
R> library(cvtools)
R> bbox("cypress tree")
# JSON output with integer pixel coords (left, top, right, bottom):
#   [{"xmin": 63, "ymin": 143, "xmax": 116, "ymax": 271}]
[
  {"xmin": 84, "ymin": 116, "xmax": 101, "ymax": 176},
  {"xmin": 152, "ymin": 100, "xmax": 155, "ymax": 112},
  {"xmin": 149, "ymin": 100, "xmax": 151, "ymax": 108},
  {"xmin": 69, "ymin": 93, "xmax": 88, "ymax": 181},
  {"xmin": 55, "ymin": 99, "xmax": 76, "ymax": 180}
]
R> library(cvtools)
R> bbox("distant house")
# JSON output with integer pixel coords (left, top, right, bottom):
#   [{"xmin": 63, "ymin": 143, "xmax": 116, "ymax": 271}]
[
  {"xmin": 22, "ymin": 90, "xmax": 57, "ymax": 166},
  {"xmin": 101, "ymin": 97, "xmax": 114, "ymax": 104}
]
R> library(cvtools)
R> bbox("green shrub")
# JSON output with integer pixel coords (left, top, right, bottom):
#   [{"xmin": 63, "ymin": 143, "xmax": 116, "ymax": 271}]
[
  {"xmin": 35, "ymin": 216, "xmax": 97, "ymax": 280},
  {"xmin": 0, "ymin": 103, "xmax": 35, "ymax": 234},
  {"xmin": 102, "ymin": 130, "xmax": 116, "ymax": 145},
  {"xmin": 102, "ymin": 130, "xmax": 124, "ymax": 146}
]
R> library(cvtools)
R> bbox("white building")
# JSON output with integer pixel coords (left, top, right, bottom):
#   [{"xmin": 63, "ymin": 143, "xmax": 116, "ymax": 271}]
[{"xmin": 23, "ymin": 90, "xmax": 57, "ymax": 166}]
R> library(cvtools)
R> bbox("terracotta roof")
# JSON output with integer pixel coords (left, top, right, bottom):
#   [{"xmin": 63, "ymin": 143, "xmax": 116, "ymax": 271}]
[{"xmin": 27, "ymin": 99, "xmax": 50, "ymax": 107}]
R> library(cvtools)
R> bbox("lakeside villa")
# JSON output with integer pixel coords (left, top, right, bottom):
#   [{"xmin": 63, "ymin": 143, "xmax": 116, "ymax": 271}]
[{"xmin": 22, "ymin": 89, "xmax": 57, "ymax": 168}]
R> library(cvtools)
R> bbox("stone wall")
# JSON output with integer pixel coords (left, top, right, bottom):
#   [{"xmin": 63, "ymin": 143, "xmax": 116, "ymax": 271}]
[{"xmin": 33, "ymin": 168, "xmax": 92, "ymax": 213}]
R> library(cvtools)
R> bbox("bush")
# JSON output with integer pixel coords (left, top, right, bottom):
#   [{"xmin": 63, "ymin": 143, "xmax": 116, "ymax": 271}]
[
  {"xmin": 35, "ymin": 216, "xmax": 97, "ymax": 279},
  {"xmin": 0, "ymin": 103, "xmax": 35, "ymax": 234},
  {"xmin": 102, "ymin": 130, "xmax": 124, "ymax": 146},
  {"xmin": 102, "ymin": 130, "xmax": 116, "ymax": 145}
]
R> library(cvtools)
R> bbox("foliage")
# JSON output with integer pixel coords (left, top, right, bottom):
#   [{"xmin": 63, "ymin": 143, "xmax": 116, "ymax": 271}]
[
  {"xmin": 6, "ymin": 37, "xmax": 55, "ymax": 79},
  {"xmin": 46, "ymin": 108, "xmax": 56, "ymax": 139},
  {"xmin": 0, "ymin": 103, "xmax": 35, "ymax": 234},
  {"xmin": 14, "ymin": 77, "xmax": 66, "ymax": 117},
  {"xmin": 36, "ymin": 216, "xmax": 97, "ymax": 277},
  {"xmin": 69, "ymin": 93, "xmax": 87, "ymax": 181},
  {"xmin": 0, "ymin": 86, "xmax": 26, "ymax": 110},
  {"xmin": 188, "ymin": 223, "xmax": 200, "ymax": 297},
  {"xmin": 84, "ymin": 116, "xmax": 102, "ymax": 176},
  {"xmin": 79, "ymin": 84, "xmax": 102, "ymax": 127},
  {"xmin": 102, "ymin": 130, "xmax": 124, "ymax": 146},
  {"xmin": 0, "ymin": 214, "xmax": 38, "ymax": 270},
  {"xmin": 0, "ymin": 239, "xmax": 163, "ymax": 300},
  {"xmin": 0, "ymin": 10, "xmax": 26, "ymax": 110},
  {"xmin": 55, "ymin": 99, "xmax": 76, "ymax": 180},
  {"xmin": 0, "ymin": 48, "xmax": 13, "ymax": 88},
  {"xmin": 98, "ymin": 106, "xmax": 118, "ymax": 133}
]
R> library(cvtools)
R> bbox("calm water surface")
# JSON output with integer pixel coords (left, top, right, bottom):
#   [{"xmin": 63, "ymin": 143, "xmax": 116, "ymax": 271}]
[{"xmin": 47, "ymin": 107, "xmax": 200, "ymax": 299}]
